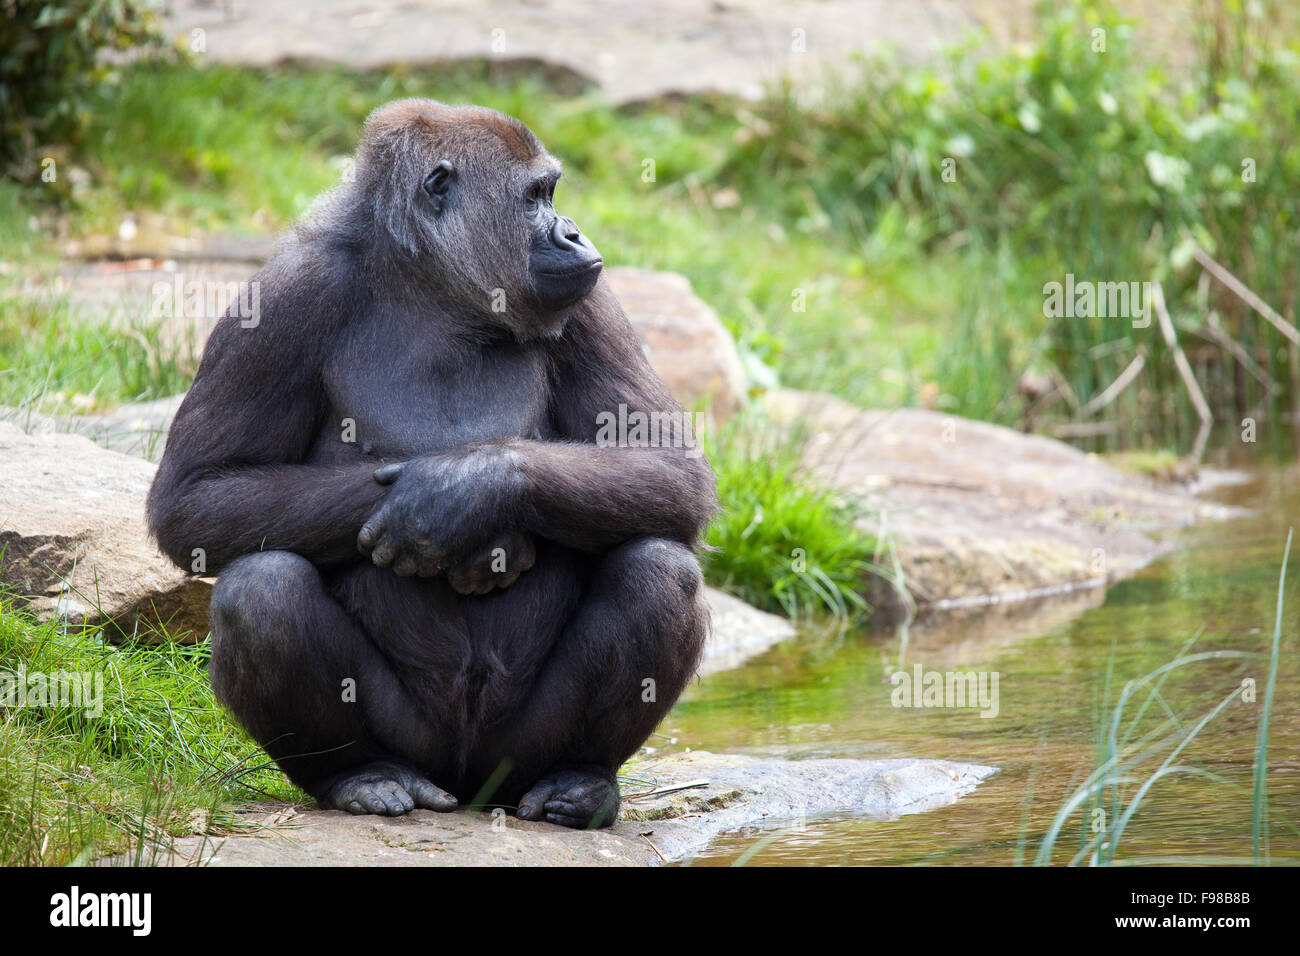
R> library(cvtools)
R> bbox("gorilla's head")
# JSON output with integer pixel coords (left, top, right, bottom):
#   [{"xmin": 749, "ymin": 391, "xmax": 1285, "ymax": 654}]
[{"xmin": 345, "ymin": 98, "xmax": 603, "ymax": 339}]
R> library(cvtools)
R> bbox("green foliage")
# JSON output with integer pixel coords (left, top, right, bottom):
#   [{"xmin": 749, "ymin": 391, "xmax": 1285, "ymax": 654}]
[
  {"xmin": 702, "ymin": 409, "xmax": 880, "ymax": 620},
  {"xmin": 0, "ymin": 0, "xmax": 161, "ymax": 179},
  {"xmin": 730, "ymin": 1, "xmax": 1300, "ymax": 438},
  {"xmin": 0, "ymin": 288, "xmax": 194, "ymax": 415},
  {"xmin": 0, "ymin": 596, "xmax": 297, "ymax": 865}
]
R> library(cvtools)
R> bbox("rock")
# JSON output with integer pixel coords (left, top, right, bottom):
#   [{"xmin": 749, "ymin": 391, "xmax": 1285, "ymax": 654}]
[
  {"xmin": 761, "ymin": 388, "xmax": 1249, "ymax": 620},
  {"xmin": 0, "ymin": 423, "xmax": 212, "ymax": 640},
  {"xmin": 4, "ymin": 395, "xmax": 184, "ymax": 462},
  {"xmin": 48, "ymin": 260, "xmax": 748, "ymax": 422},
  {"xmin": 697, "ymin": 588, "xmax": 794, "ymax": 678},
  {"xmin": 159, "ymin": 0, "xmax": 983, "ymax": 105},
  {"xmin": 605, "ymin": 268, "xmax": 748, "ymax": 420},
  {"xmin": 129, "ymin": 750, "xmax": 997, "ymax": 867}
]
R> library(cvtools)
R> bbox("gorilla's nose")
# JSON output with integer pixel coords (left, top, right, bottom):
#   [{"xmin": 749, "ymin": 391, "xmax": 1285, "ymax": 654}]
[{"xmin": 552, "ymin": 216, "xmax": 585, "ymax": 250}]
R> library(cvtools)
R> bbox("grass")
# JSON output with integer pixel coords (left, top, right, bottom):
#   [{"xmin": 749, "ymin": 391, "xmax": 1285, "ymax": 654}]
[
  {"xmin": 0, "ymin": 288, "xmax": 195, "ymax": 416},
  {"xmin": 0, "ymin": 57, "xmax": 1036, "ymax": 414},
  {"xmin": 1032, "ymin": 530, "xmax": 1293, "ymax": 865},
  {"xmin": 0, "ymin": 595, "xmax": 299, "ymax": 866},
  {"xmin": 702, "ymin": 409, "xmax": 883, "ymax": 621}
]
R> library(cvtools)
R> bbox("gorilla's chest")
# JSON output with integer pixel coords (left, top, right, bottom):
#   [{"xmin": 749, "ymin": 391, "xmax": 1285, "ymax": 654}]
[{"xmin": 316, "ymin": 325, "xmax": 553, "ymax": 461}]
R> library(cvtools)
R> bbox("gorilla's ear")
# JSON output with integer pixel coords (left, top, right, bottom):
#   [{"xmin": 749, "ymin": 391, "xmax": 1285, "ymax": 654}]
[{"xmin": 422, "ymin": 160, "xmax": 455, "ymax": 214}]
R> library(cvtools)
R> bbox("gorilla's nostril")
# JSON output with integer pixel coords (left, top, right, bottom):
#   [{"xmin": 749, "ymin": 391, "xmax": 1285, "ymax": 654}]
[{"xmin": 553, "ymin": 217, "xmax": 582, "ymax": 246}]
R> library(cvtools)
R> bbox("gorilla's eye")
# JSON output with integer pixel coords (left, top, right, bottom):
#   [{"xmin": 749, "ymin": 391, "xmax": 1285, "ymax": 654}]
[
  {"xmin": 423, "ymin": 160, "xmax": 455, "ymax": 198},
  {"xmin": 525, "ymin": 183, "xmax": 544, "ymax": 205}
]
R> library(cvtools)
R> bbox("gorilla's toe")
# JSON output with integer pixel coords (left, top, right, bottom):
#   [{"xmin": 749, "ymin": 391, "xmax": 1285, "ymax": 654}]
[
  {"xmin": 318, "ymin": 761, "xmax": 457, "ymax": 815},
  {"xmin": 517, "ymin": 764, "xmax": 619, "ymax": 829}
]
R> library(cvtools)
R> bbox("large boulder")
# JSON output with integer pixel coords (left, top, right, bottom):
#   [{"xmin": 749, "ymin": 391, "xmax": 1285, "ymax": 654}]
[
  {"xmin": 0, "ymin": 423, "xmax": 211, "ymax": 639},
  {"xmin": 762, "ymin": 389, "xmax": 1247, "ymax": 619},
  {"xmin": 605, "ymin": 267, "xmax": 748, "ymax": 421},
  {"xmin": 4, "ymin": 395, "xmax": 184, "ymax": 462}
]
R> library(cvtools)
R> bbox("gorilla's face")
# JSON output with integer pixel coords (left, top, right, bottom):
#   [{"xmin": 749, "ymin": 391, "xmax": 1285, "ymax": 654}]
[
  {"xmin": 519, "ymin": 173, "xmax": 603, "ymax": 312},
  {"xmin": 432, "ymin": 151, "xmax": 602, "ymax": 326},
  {"xmin": 354, "ymin": 101, "xmax": 604, "ymax": 339}
]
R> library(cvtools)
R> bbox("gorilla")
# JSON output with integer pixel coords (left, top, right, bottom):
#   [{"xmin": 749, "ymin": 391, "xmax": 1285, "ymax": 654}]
[{"xmin": 146, "ymin": 99, "xmax": 716, "ymax": 829}]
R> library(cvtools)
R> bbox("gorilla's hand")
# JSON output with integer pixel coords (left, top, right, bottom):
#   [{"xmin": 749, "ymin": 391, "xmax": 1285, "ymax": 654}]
[
  {"xmin": 445, "ymin": 530, "xmax": 537, "ymax": 595},
  {"xmin": 357, "ymin": 446, "xmax": 524, "ymax": 578}
]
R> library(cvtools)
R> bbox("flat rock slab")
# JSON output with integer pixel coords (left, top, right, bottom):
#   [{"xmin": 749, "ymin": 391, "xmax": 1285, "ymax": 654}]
[
  {"xmin": 3, "ymin": 395, "xmax": 184, "ymax": 462},
  {"xmin": 697, "ymin": 588, "xmax": 793, "ymax": 678},
  {"xmin": 162, "ymin": 0, "xmax": 980, "ymax": 104},
  {"xmin": 138, "ymin": 751, "xmax": 996, "ymax": 867},
  {"xmin": 763, "ymin": 389, "xmax": 1249, "ymax": 618}
]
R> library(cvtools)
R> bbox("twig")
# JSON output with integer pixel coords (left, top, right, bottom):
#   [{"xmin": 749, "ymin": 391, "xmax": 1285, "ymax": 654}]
[
  {"xmin": 639, "ymin": 832, "xmax": 669, "ymax": 864},
  {"xmin": 1079, "ymin": 349, "xmax": 1146, "ymax": 418},
  {"xmin": 1153, "ymin": 280, "xmax": 1213, "ymax": 464},
  {"xmin": 1193, "ymin": 246, "xmax": 1300, "ymax": 347},
  {"xmin": 1192, "ymin": 319, "xmax": 1279, "ymax": 393},
  {"xmin": 625, "ymin": 779, "xmax": 711, "ymax": 801},
  {"xmin": 1050, "ymin": 421, "xmax": 1121, "ymax": 437}
]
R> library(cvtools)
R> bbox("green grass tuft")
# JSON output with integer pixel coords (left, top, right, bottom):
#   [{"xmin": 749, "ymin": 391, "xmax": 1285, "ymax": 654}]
[
  {"xmin": 0, "ymin": 595, "xmax": 299, "ymax": 866},
  {"xmin": 702, "ymin": 408, "xmax": 883, "ymax": 620}
]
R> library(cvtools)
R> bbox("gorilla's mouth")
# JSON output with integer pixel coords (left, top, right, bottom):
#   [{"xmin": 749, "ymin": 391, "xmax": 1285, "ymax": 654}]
[{"xmin": 539, "ymin": 258, "xmax": 603, "ymax": 278}]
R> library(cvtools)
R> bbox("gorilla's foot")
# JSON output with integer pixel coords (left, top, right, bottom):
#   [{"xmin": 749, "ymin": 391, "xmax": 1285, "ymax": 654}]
[
  {"xmin": 316, "ymin": 760, "xmax": 458, "ymax": 816},
  {"xmin": 516, "ymin": 764, "xmax": 620, "ymax": 829}
]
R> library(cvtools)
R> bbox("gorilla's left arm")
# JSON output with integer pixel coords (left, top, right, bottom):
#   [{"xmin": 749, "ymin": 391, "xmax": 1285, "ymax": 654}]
[{"xmin": 514, "ymin": 282, "xmax": 718, "ymax": 551}]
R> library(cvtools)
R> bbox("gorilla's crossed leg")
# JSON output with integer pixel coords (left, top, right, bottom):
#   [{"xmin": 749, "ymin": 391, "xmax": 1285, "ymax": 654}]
[{"xmin": 209, "ymin": 538, "xmax": 706, "ymax": 829}]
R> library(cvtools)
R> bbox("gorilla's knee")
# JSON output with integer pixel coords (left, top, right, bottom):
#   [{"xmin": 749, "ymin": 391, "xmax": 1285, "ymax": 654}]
[
  {"xmin": 210, "ymin": 550, "xmax": 320, "ymax": 632},
  {"xmin": 611, "ymin": 537, "xmax": 703, "ymax": 601}
]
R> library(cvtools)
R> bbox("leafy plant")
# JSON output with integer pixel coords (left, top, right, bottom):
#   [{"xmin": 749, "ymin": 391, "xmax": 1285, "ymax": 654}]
[{"xmin": 0, "ymin": 0, "xmax": 161, "ymax": 179}]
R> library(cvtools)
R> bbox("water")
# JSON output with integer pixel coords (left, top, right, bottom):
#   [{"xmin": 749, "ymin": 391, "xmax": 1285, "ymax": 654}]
[{"xmin": 661, "ymin": 465, "xmax": 1300, "ymax": 865}]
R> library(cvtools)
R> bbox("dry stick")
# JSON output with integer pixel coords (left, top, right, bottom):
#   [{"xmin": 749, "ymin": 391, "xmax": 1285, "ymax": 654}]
[
  {"xmin": 639, "ymin": 833, "xmax": 669, "ymax": 864},
  {"xmin": 624, "ymin": 779, "xmax": 711, "ymax": 801},
  {"xmin": 1050, "ymin": 421, "xmax": 1121, "ymax": 438},
  {"xmin": 1193, "ymin": 319, "xmax": 1279, "ymax": 393},
  {"xmin": 1153, "ymin": 280, "xmax": 1213, "ymax": 464},
  {"xmin": 1078, "ymin": 348, "xmax": 1147, "ymax": 419},
  {"xmin": 1193, "ymin": 245, "xmax": 1300, "ymax": 346}
]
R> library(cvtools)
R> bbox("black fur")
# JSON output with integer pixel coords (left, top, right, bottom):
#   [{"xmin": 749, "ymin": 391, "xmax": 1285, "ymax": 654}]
[{"xmin": 146, "ymin": 99, "xmax": 716, "ymax": 828}]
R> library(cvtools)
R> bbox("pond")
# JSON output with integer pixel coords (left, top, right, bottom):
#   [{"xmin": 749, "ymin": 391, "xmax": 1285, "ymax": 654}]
[{"xmin": 663, "ymin": 463, "xmax": 1300, "ymax": 865}]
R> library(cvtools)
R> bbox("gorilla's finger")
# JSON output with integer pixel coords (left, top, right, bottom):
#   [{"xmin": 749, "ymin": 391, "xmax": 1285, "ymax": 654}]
[
  {"xmin": 409, "ymin": 779, "xmax": 457, "ymax": 812},
  {"xmin": 370, "ymin": 537, "xmax": 397, "ymax": 567},
  {"xmin": 383, "ymin": 783, "xmax": 415, "ymax": 814},
  {"xmin": 357, "ymin": 521, "xmax": 381, "ymax": 554},
  {"xmin": 358, "ymin": 790, "xmax": 390, "ymax": 814},
  {"xmin": 373, "ymin": 462, "xmax": 405, "ymax": 485},
  {"xmin": 545, "ymin": 812, "xmax": 588, "ymax": 829},
  {"xmin": 514, "ymin": 537, "xmax": 537, "ymax": 572},
  {"xmin": 392, "ymin": 554, "xmax": 418, "ymax": 577},
  {"xmin": 516, "ymin": 796, "xmax": 544, "ymax": 821}
]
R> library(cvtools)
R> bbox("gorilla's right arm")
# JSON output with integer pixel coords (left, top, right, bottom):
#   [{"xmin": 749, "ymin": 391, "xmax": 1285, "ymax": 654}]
[{"xmin": 146, "ymin": 262, "xmax": 388, "ymax": 575}]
